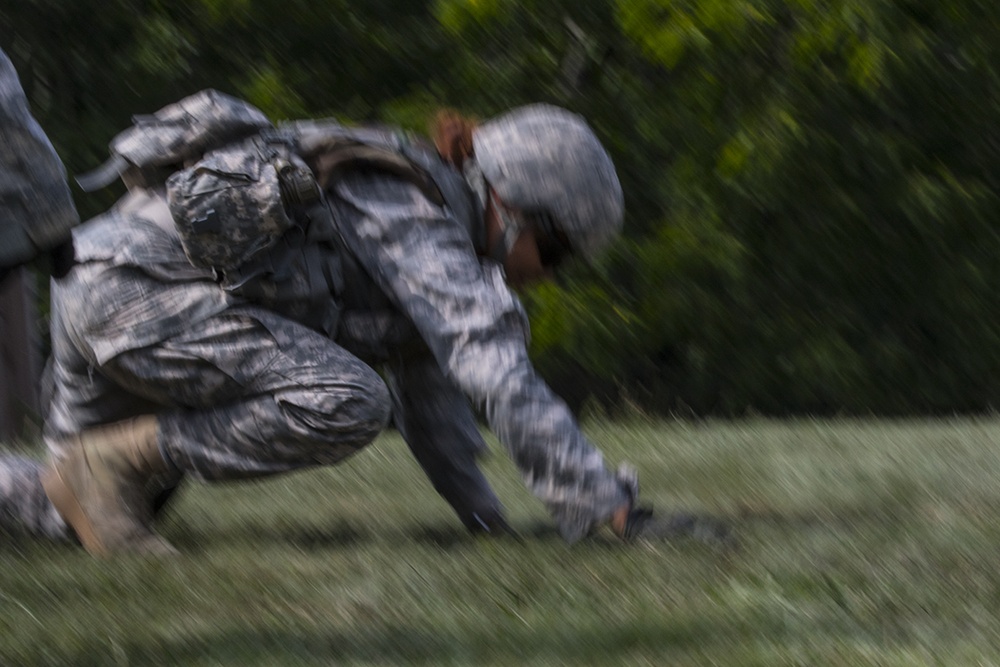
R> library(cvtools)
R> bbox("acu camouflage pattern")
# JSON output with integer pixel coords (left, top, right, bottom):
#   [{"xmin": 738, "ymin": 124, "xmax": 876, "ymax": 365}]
[
  {"xmin": 10, "ymin": 103, "xmax": 635, "ymax": 544},
  {"xmin": 60, "ymin": 191, "xmax": 234, "ymax": 365},
  {"xmin": 46, "ymin": 285, "xmax": 390, "ymax": 480},
  {"xmin": 473, "ymin": 104, "xmax": 624, "ymax": 261},
  {"xmin": 326, "ymin": 170, "xmax": 633, "ymax": 540},
  {"xmin": 0, "ymin": 49, "xmax": 79, "ymax": 270},
  {"xmin": 77, "ymin": 89, "xmax": 273, "ymax": 193},
  {"xmin": 109, "ymin": 89, "xmax": 271, "ymax": 170},
  {"xmin": 44, "ymin": 186, "xmax": 386, "ymax": 477},
  {"xmin": 167, "ymin": 119, "xmax": 484, "ymax": 339},
  {"xmin": 166, "ymin": 137, "xmax": 302, "ymax": 270}
]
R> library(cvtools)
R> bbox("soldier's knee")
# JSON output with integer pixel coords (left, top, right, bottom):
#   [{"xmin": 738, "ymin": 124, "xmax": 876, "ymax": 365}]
[
  {"xmin": 345, "ymin": 375, "xmax": 391, "ymax": 443},
  {"xmin": 277, "ymin": 368, "xmax": 390, "ymax": 447}
]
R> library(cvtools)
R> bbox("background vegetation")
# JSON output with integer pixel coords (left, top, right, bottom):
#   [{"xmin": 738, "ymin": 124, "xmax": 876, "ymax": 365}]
[{"xmin": 3, "ymin": 0, "xmax": 998, "ymax": 416}]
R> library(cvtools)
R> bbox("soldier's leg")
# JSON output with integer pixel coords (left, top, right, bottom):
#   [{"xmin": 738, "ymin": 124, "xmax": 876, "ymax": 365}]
[
  {"xmin": 44, "ymin": 286, "xmax": 185, "ymax": 538},
  {"xmin": 99, "ymin": 306, "xmax": 391, "ymax": 480},
  {"xmin": 44, "ymin": 304, "xmax": 389, "ymax": 555}
]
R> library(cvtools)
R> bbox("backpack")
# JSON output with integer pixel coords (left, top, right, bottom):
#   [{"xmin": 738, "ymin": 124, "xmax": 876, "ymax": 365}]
[{"xmin": 79, "ymin": 89, "xmax": 446, "ymax": 273}]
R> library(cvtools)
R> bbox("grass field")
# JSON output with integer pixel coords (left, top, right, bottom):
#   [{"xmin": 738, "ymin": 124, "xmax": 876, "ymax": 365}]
[{"xmin": 3, "ymin": 418, "xmax": 1000, "ymax": 665}]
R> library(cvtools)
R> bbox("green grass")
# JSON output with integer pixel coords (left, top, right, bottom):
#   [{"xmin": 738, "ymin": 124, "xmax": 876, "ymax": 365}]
[{"xmin": 4, "ymin": 418, "xmax": 1000, "ymax": 665}]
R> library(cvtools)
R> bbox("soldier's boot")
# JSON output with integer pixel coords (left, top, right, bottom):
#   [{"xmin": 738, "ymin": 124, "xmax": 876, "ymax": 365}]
[
  {"xmin": 41, "ymin": 415, "xmax": 178, "ymax": 557},
  {"xmin": 0, "ymin": 455, "xmax": 71, "ymax": 540}
]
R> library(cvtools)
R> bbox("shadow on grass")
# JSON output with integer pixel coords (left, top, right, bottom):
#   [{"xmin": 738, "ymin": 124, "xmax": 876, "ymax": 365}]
[
  {"xmin": 0, "ymin": 487, "xmax": 943, "ymax": 561},
  {"xmin": 149, "ymin": 472, "xmax": 953, "ymax": 557},
  {"xmin": 0, "ymin": 517, "xmax": 561, "ymax": 557},
  {"xmin": 170, "ymin": 518, "xmax": 560, "ymax": 553},
  {"xmin": 169, "ymin": 513, "xmax": 746, "ymax": 556},
  {"xmin": 168, "ymin": 518, "xmax": 372, "ymax": 554}
]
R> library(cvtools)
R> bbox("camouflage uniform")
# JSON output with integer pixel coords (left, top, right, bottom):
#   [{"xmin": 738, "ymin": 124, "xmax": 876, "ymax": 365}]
[
  {"xmin": 0, "ymin": 49, "xmax": 79, "ymax": 539},
  {"xmin": 4, "ymin": 108, "xmax": 634, "ymax": 543},
  {"xmin": 45, "ymin": 189, "xmax": 390, "ymax": 474},
  {"xmin": 327, "ymin": 172, "xmax": 634, "ymax": 540},
  {"xmin": 0, "ymin": 48, "xmax": 78, "ymax": 272}
]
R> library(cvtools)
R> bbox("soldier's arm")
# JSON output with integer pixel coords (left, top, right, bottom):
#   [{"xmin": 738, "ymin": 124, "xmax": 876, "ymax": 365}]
[
  {"xmin": 328, "ymin": 172, "xmax": 631, "ymax": 541},
  {"xmin": 385, "ymin": 353, "xmax": 507, "ymax": 532}
]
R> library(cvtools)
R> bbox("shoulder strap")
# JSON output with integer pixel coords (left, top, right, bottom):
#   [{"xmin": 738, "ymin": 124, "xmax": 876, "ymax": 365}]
[{"xmin": 278, "ymin": 121, "xmax": 445, "ymax": 206}]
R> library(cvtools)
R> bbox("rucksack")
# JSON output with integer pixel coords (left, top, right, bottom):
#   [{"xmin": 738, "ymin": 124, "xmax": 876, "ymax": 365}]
[
  {"xmin": 79, "ymin": 89, "xmax": 445, "ymax": 273},
  {"xmin": 76, "ymin": 89, "xmax": 273, "ymax": 193}
]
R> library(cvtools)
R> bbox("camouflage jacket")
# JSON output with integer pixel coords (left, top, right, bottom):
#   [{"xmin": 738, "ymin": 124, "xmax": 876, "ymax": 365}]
[{"xmin": 327, "ymin": 172, "xmax": 628, "ymax": 539}]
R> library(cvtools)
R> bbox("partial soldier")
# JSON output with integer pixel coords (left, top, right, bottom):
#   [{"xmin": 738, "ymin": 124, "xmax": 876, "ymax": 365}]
[
  {"xmin": 0, "ymin": 47, "xmax": 80, "ymax": 539},
  {"xmin": 4, "ymin": 91, "xmax": 652, "ymax": 554},
  {"xmin": 0, "ymin": 48, "xmax": 79, "ymax": 278}
]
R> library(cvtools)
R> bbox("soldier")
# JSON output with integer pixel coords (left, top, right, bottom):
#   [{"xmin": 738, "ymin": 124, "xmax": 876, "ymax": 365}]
[
  {"xmin": 0, "ymin": 48, "xmax": 79, "ymax": 541},
  {"xmin": 6, "ymin": 95, "xmax": 651, "ymax": 555},
  {"xmin": 0, "ymin": 48, "xmax": 79, "ymax": 278}
]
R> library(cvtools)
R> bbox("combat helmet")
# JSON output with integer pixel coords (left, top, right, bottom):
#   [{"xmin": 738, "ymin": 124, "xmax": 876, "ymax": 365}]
[{"xmin": 472, "ymin": 104, "xmax": 624, "ymax": 262}]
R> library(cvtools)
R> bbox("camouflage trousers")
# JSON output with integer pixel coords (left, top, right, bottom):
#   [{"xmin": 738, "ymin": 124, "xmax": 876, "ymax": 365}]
[
  {"xmin": 47, "ymin": 302, "xmax": 390, "ymax": 480},
  {"xmin": 0, "ymin": 276, "xmax": 392, "ymax": 541}
]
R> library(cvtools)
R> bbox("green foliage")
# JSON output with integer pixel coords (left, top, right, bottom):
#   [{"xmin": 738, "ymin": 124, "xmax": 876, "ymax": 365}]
[
  {"xmin": 526, "ymin": 279, "xmax": 639, "ymax": 380},
  {"xmin": 434, "ymin": 0, "xmax": 507, "ymax": 34},
  {"xmin": 236, "ymin": 64, "xmax": 308, "ymax": 121},
  {"xmin": 4, "ymin": 0, "xmax": 1000, "ymax": 415},
  {"xmin": 589, "ymin": 0, "xmax": 1000, "ymax": 415}
]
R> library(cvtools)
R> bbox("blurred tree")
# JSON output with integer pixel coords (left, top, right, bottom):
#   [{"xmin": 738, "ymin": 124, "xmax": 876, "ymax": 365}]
[{"xmin": 2, "ymin": 0, "xmax": 999, "ymax": 415}]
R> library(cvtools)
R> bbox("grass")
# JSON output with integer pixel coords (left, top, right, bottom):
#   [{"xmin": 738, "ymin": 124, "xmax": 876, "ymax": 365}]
[{"xmin": 4, "ymin": 417, "xmax": 1000, "ymax": 665}]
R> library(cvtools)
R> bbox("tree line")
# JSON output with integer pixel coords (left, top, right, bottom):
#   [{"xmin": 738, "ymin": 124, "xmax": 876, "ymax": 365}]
[{"xmin": 4, "ymin": 0, "xmax": 998, "ymax": 416}]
